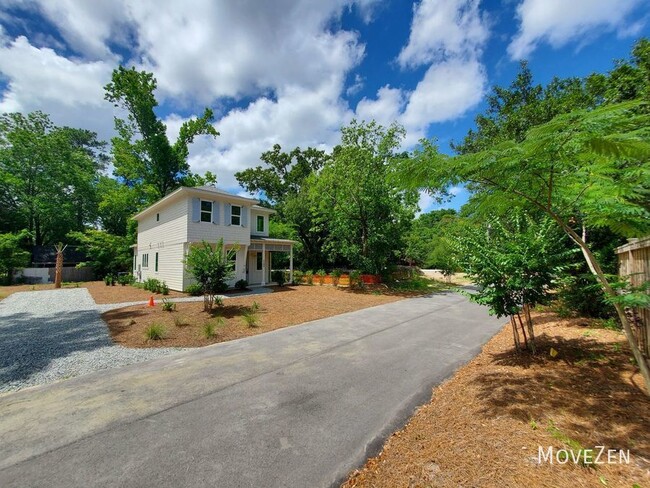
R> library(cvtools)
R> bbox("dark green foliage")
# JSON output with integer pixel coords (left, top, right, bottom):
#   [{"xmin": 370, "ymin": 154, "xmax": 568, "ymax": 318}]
[
  {"xmin": 292, "ymin": 270, "xmax": 304, "ymax": 285},
  {"xmin": 453, "ymin": 213, "xmax": 571, "ymax": 318},
  {"xmin": 143, "ymin": 278, "xmax": 164, "ymax": 293},
  {"xmin": 68, "ymin": 230, "xmax": 132, "ymax": 277},
  {"xmin": 185, "ymin": 283, "xmax": 203, "ymax": 296},
  {"xmin": 0, "ymin": 231, "xmax": 31, "ymax": 284},
  {"xmin": 0, "ymin": 112, "xmax": 106, "ymax": 245},
  {"xmin": 316, "ymin": 120, "xmax": 418, "ymax": 274},
  {"xmin": 234, "ymin": 279, "xmax": 248, "ymax": 290},
  {"xmin": 271, "ymin": 270, "xmax": 286, "ymax": 286},
  {"xmin": 117, "ymin": 273, "xmax": 135, "ymax": 286},
  {"xmin": 103, "ymin": 274, "xmax": 116, "ymax": 286}
]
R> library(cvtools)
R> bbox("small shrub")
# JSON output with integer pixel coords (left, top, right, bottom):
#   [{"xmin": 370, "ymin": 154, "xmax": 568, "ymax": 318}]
[
  {"xmin": 143, "ymin": 278, "xmax": 164, "ymax": 293},
  {"xmin": 104, "ymin": 274, "xmax": 116, "ymax": 286},
  {"xmin": 160, "ymin": 281, "xmax": 169, "ymax": 295},
  {"xmin": 117, "ymin": 274, "xmax": 135, "ymax": 286},
  {"xmin": 242, "ymin": 309, "xmax": 260, "ymax": 327},
  {"xmin": 251, "ymin": 300, "xmax": 260, "ymax": 313},
  {"xmin": 331, "ymin": 268, "xmax": 342, "ymax": 287},
  {"xmin": 292, "ymin": 270, "xmax": 304, "ymax": 285},
  {"xmin": 349, "ymin": 270, "xmax": 362, "ymax": 289},
  {"xmin": 173, "ymin": 315, "xmax": 187, "ymax": 327},
  {"xmin": 185, "ymin": 283, "xmax": 203, "ymax": 296},
  {"xmin": 235, "ymin": 279, "xmax": 248, "ymax": 291},
  {"xmin": 161, "ymin": 298, "xmax": 176, "ymax": 312},
  {"xmin": 271, "ymin": 270, "xmax": 286, "ymax": 286},
  {"xmin": 202, "ymin": 321, "xmax": 216, "ymax": 338},
  {"xmin": 214, "ymin": 295, "xmax": 224, "ymax": 308},
  {"xmin": 144, "ymin": 323, "xmax": 166, "ymax": 340},
  {"xmin": 305, "ymin": 270, "xmax": 314, "ymax": 285},
  {"xmin": 316, "ymin": 269, "xmax": 326, "ymax": 285}
]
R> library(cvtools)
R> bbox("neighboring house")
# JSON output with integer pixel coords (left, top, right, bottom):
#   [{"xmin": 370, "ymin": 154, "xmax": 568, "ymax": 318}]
[{"xmin": 132, "ymin": 186, "xmax": 295, "ymax": 291}]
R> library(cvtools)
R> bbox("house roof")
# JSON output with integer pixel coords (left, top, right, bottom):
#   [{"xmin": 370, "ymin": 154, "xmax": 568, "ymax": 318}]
[{"xmin": 132, "ymin": 186, "xmax": 269, "ymax": 221}]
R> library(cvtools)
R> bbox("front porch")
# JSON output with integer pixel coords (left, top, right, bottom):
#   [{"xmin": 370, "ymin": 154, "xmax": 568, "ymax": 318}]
[{"xmin": 246, "ymin": 237, "xmax": 295, "ymax": 286}]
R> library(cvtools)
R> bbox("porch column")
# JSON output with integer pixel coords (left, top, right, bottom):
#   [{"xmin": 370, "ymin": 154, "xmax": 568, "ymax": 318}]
[
  {"xmin": 289, "ymin": 244, "xmax": 294, "ymax": 284},
  {"xmin": 261, "ymin": 243, "xmax": 266, "ymax": 286}
]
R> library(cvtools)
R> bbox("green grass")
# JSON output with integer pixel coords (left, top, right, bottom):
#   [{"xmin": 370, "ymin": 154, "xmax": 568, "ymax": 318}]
[
  {"xmin": 144, "ymin": 323, "xmax": 166, "ymax": 341},
  {"xmin": 173, "ymin": 315, "xmax": 187, "ymax": 327},
  {"xmin": 546, "ymin": 420, "xmax": 593, "ymax": 467},
  {"xmin": 161, "ymin": 299, "xmax": 176, "ymax": 312},
  {"xmin": 388, "ymin": 276, "xmax": 453, "ymax": 292}
]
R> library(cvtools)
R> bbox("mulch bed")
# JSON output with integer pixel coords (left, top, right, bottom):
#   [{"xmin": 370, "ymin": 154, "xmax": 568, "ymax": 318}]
[
  {"xmin": 0, "ymin": 281, "xmax": 186, "ymax": 304},
  {"xmin": 102, "ymin": 285, "xmax": 422, "ymax": 348},
  {"xmin": 343, "ymin": 310, "xmax": 650, "ymax": 488}
]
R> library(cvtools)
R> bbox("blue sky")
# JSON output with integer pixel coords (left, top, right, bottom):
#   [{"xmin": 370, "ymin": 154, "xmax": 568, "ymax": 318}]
[{"xmin": 0, "ymin": 0, "xmax": 648, "ymax": 212}]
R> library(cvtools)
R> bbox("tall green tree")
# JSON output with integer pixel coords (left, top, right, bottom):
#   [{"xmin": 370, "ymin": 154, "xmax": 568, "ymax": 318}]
[
  {"xmin": 0, "ymin": 111, "xmax": 105, "ymax": 245},
  {"xmin": 317, "ymin": 120, "xmax": 418, "ymax": 274},
  {"xmin": 104, "ymin": 66, "xmax": 219, "ymax": 200},
  {"xmin": 236, "ymin": 144, "xmax": 329, "ymax": 269}
]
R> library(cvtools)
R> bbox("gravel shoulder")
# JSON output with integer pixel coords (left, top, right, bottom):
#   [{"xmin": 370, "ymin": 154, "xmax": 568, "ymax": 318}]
[{"xmin": 0, "ymin": 288, "xmax": 186, "ymax": 394}]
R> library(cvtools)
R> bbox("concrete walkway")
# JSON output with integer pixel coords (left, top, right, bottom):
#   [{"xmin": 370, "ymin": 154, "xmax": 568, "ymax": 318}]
[{"xmin": 0, "ymin": 291, "xmax": 504, "ymax": 488}]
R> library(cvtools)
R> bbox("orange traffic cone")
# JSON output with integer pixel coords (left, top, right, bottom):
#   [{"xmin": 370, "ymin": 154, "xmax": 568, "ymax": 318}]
[{"xmin": 148, "ymin": 296, "xmax": 155, "ymax": 307}]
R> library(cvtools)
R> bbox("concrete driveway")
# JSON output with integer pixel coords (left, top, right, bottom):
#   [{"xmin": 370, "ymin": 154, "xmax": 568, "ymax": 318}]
[{"xmin": 0, "ymin": 291, "xmax": 504, "ymax": 488}]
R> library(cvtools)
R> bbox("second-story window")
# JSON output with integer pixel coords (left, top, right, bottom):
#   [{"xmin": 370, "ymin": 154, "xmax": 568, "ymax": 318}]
[
  {"xmin": 256, "ymin": 215, "xmax": 264, "ymax": 233},
  {"xmin": 231, "ymin": 205, "xmax": 241, "ymax": 225},
  {"xmin": 200, "ymin": 200, "xmax": 212, "ymax": 222}
]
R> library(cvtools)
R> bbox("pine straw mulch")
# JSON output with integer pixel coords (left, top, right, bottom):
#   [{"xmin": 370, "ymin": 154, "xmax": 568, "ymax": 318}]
[
  {"xmin": 343, "ymin": 311, "xmax": 650, "ymax": 488},
  {"xmin": 102, "ymin": 285, "xmax": 427, "ymax": 348}
]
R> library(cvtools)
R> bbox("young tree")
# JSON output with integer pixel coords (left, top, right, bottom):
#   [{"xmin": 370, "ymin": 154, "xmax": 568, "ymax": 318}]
[
  {"xmin": 104, "ymin": 66, "xmax": 219, "ymax": 200},
  {"xmin": 184, "ymin": 239, "xmax": 237, "ymax": 311},
  {"xmin": 453, "ymin": 213, "xmax": 572, "ymax": 353}
]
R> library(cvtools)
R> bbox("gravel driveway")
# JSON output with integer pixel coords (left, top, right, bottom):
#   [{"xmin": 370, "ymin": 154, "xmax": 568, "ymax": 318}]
[{"xmin": 0, "ymin": 288, "xmax": 185, "ymax": 394}]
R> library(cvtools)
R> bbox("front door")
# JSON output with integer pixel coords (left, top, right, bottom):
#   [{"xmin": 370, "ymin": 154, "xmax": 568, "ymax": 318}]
[{"xmin": 248, "ymin": 251, "xmax": 264, "ymax": 285}]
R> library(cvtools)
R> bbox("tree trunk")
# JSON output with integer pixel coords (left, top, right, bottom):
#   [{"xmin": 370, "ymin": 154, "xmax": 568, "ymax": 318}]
[
  {"xmin": 54, "ymin": 243, "xmax": 65, "ymax": 289},
  {"xmin": 510, "ymin": 315, "xmax": 521, "ymax": 352},
  {"xmin": 523, "ymin": 303, "xmax": 536, "ymax": 354},
  {"xmin": 556, "ymin": 217, "xmax": 650, "ymax": 395}
]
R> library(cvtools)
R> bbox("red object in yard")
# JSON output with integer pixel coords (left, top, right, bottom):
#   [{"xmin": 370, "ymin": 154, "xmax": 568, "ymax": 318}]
[
  {"xmin": 361, "ymin": 274, "xmax": 381, "ymax": 284},
  {"xmin": 148, "ymin": 296, "xmax": 155, "ymax": 307}
]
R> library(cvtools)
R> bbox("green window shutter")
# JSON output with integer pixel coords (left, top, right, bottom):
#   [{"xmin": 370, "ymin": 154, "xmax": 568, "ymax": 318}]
[{"xmin": 155, "ymin": 252, "xmax": 158, "ymax": 272}]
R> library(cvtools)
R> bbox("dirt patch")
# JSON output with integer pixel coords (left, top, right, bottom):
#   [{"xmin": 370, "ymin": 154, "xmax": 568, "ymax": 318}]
[
  {"xmin": 102, "ymin": 285, "xmax": 421, "ymax": 348},
  {"xmin": 0, "ymin": 281, "xmax": 186, "ymax": 304},
  {"xmin": 343, "ymin": 311, "xmax": 650, "ymax": 488}
]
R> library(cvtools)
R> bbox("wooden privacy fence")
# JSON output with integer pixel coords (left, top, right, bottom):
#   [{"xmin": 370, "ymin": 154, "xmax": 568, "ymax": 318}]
[{"xmin": 616, "ymin": 236, "xmax": 650, "ymax": 357}]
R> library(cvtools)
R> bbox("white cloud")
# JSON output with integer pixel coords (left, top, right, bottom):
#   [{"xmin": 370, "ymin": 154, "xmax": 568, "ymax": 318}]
[
  {"xmin": 398, "ymin": 0, "xmax": 488, "ymax": 68},
  {"xmin": 508, "ymin": 0, "xmax": 646, "ymax": 59},
  {"xmin": 0, "ymin": 34, "xmax": 118, "ymax": 141},
  {"xmin": 356, "ymin": 0, "xmax": 488, "ymax": 146},
  {"xmin": 402, "ymin": 58, "xmax": 485, "ymax": 128}
]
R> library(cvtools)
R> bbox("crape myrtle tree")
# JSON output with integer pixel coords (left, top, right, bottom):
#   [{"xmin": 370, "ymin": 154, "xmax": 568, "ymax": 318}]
[
  {"xmin": 184, "ymin": 239, "xmax": 237, "ymax": 312},
  {"xmin": 453, "ymin": 213, "xmax": 573, "ymax": 353}
]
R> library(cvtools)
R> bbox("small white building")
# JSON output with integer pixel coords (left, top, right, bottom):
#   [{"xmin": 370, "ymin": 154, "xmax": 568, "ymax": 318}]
[{"xmin": 132, "ymin": 186, "xmax": 295, "ymax": 291}]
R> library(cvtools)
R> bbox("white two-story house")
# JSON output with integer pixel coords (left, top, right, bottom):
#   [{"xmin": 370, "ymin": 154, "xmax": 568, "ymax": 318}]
[{"xmin": 132, "ymin": 185, "xmax": 295, "ymax": 291}]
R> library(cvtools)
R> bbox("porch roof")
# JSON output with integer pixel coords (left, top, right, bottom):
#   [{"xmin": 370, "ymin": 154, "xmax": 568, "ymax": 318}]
[{"xmin": 249, "ymin": 237, "xmax": 296, "ymax": 252}]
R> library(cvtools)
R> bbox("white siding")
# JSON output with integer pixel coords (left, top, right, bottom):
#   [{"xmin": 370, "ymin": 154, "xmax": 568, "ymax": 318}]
[
  {"xmin": 250, "ymin": 211, "xmax": 270, "ymax": 237},
  {"xmin": 137, "ymin": 243, "xmax": 186, "ymax": 291},
  {"xmin": 137, "ymin": 197, "xmax": 189, "ymax": 249},
  {"xmin": 187, "ymin": 199, "xmax": 252, "ymax": 247}
]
